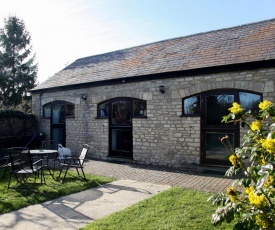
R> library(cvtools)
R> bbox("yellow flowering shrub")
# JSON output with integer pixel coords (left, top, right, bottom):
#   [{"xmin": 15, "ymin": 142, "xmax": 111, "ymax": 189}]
[
  {"xmin": 265, "ymin": 175, "xmax": 275, "ymax": 187},
  {"xmin": 256, "ymin": 214, "xmax": 270, "ymax": 229},
  {"xmin": 261, "ymin": 138, "xmax": 275, "ymax": 154},
  {"xmin": 209, "ymin": 101, "xmax": 275, "ymax": 229},
  {"xmin": 259, "ymin": 100, "xmax": 273, "ymax": 110},
  {"xmin": 251, "ymin": 120, "xmax": 262, "ymax": 131},
  {"xmin": 245, "ymin": 186, "xmax": 255, "ymax": 195},
  {"xmin": 261, "ymin": 156, "xmax": 268, "ymax": 165},
  {"xmin": 228, "ymin": 102, "xmax": 244, "ymax": 115},
  {"xmin": 248, "ymin": 189, "xmax": 268, "ymax": 208},
  {"xmin": 226, "ymin": 186, "xmax": 238, "ymax": 202},
  {"xmin": 229, "ymin": 154, "xmax": 242, "ymax": 166}
]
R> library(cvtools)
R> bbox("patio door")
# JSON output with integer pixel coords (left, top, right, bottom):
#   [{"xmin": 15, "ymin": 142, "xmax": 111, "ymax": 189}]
[
  {"xmin": 109, "ymin": 98, "xmax": 133, "ymax": 158},
  {"xmin": 201, "ymin": 92, "xmax": 239, "ymax": 165},
  {"xmin": 51, "ymin": 103, "xmax": 66, "ymax": 146}
]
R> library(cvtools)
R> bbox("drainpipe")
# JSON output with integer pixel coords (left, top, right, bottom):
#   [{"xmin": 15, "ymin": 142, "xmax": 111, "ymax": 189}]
[
  {"xmin": 38, "ymin": 93, "xmax": 42, "ymax": 131},
  {"xmin": 83, "ymin": 93, "xmax": 89, "ymax": 143}
]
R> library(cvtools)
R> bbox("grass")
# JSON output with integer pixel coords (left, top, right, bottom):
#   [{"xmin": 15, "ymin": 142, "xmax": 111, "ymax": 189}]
[
  {"xmin": 0, "ymin": 168, "xmax": 235, "ymax": 229},
  {"xmin": 81, "ymin": 187, "xmax": 236, "ymax": 230},
  {"xmin": 0, "ymin": 168, "xmax": 114, "ymax": 215}
]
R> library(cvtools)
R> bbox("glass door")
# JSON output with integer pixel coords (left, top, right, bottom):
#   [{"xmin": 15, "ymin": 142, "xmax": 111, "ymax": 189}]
[
  {"xmin": 109, "ymin": 99, "xmax": 133, "ymax": 158},
  {"xmin": 201, "ymin": 92, "xmax": 239, "ymax": 165},
  {"xmin": 51, "ymin": 103, "xmax": 66, "ymax": 146}
]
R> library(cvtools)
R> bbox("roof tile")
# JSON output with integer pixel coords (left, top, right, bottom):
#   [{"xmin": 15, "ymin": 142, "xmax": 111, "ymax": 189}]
[{"xmin": 33, "ymin": 18, "xmax": 275, "ymax": 91}]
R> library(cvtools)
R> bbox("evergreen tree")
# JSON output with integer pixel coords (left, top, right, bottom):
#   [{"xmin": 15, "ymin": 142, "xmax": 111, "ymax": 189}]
[{"xmin": 0, "ymin": 16, "xmax": 37, "ymax": 109}]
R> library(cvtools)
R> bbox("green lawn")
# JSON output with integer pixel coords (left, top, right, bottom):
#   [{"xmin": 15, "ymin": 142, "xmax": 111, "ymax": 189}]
[
  {"xmin": 0, "ymin": 168, "xmax": 114, "ymax": 214},
  {"xmin": 81, "ymin": 187, "xmax": 236, "ymax": 230},
  {"xmin": 0, "ymin": 168, "xmax": 236, "ymax": 229}
]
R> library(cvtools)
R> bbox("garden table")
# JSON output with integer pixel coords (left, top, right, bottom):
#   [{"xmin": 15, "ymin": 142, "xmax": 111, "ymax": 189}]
[{"xmin": 30, "ymin": 149, "xmax": 58, "ymax": 178}]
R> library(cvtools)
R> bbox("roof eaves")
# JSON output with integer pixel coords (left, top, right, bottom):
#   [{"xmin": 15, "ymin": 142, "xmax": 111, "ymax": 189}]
[{"xmin": 31, "ymin": 58, "xmax": 275, "ymax": 94}]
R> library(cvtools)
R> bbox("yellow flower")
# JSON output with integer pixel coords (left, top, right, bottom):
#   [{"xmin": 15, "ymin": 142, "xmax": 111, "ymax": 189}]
[
  {"xmin": 248, "ymin": 190, "xmax": 268, "ymax": 208},
  {"xmin": 259, "ymin": 100, "xmax": 273, "ymax": 110},
  {"xmin": 245, "ymin": 186, "xmax": 255, "ymax": 195},
  {"xmin": 226, "ymin": 186, "xmax": 238, "ymax": 202},
  {"xmin": 261, "ymin": 156, "xmax": 268, "ymax": 165},
  {"xmin": 265, "ymin": 175, "xmax": 275, "ymax": 187},
  {"xmin": 251, "ymin": 120, "xmax": 262, "ymax": 131},
  {"xmin": 229, "ymin": 154, "xmax": 242, "ymax": 166},
  {"xmin": 256, "ymin": 214, "xmax": 270, "ymax": 228},
  {"xmin": 261, "ymin": 138, "xmax": 275, "ymax": 154},
  {"xmin": 228, "ymin": 102, "xmax": 244, "ymax": 115}
]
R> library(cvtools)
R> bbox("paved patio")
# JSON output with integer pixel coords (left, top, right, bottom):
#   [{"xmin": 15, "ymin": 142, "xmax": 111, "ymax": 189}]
[{"xmin": 85, "ymin": 159, "xmax": 236, "ymax": 193}]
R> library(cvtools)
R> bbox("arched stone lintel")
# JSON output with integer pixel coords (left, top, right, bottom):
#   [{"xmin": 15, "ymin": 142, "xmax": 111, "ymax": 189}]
[
  {"xmin": 179, "ymin": 80, "xmax": 269, "ymax": 98},
  {"xmin": 93, "ymin": 92, "xmax": 145, "ymax": 104},
  {"xmin": 41, "ymin": 96, "xmax": 79, "ymax": 105}
]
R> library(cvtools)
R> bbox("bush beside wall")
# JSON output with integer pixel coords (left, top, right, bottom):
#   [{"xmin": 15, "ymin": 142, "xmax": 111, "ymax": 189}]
[{"xmin": 0, "ymin": 110, "xmax": 39, "ymax": 148}]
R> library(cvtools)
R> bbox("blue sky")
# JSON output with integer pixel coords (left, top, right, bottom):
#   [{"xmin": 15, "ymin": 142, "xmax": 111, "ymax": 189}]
[{"xmin": 0, "ymin": 0, "xmax": 275, "ymax": 83}]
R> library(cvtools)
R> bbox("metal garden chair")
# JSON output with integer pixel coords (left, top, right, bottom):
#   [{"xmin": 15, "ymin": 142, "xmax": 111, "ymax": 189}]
[
  {"xmin": 0, "ymin": 148, "xmax": 10, "ymax": 179},
  {"xmin": 8, "ymin": 147, "xmax": 45, "ymax": 189},
  {"xmin": 58, "ymin": 144, "xmax": 89, "ymax": 183}
]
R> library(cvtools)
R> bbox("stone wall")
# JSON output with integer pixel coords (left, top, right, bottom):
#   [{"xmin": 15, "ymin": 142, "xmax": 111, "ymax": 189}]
[{"xmin": 32, "ymin": 67, "xmax": 275, "ymax": 166}]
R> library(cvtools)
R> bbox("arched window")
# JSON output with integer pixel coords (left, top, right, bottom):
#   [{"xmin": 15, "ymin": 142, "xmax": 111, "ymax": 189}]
[
  {"xmin": 182, "ymin": 90, "xmax": 261, "ymax": 116},
  {"xmin": 43, "ymin": 101, "xmax": 75, "ymax": 118},
  {"xmin": 239, "ymin": 92, "xmax": 261, "ymax": 114},
  {"xmin": 97, "ymin": 98, "xmax": 147, "ymax": 118},
  {"xmin": 182, "ymin": 94, "xmax": 200, "ymax": 116}
]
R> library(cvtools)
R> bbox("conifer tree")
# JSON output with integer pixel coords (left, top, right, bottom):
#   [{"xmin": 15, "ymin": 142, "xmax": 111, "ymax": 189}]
[{"xmin": 0, "ymin": 16, "xmax": 37, "ymax": 109}]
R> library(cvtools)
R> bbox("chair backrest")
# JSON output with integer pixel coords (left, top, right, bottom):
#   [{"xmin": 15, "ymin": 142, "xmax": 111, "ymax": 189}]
[
  {"xmin": 42, "ymin": 140, "xmax": 58, "ymax": 150},
  {"xmin": 0, "ymin": 148, "xmax": 5, "ymax": 164},
  {"xmin": 8, "ymin": 147, "xmax": 31, "ymax": 171},
  {"xmin": 79, "ymin": 144, "xmax": 89, "ymax": 166}
]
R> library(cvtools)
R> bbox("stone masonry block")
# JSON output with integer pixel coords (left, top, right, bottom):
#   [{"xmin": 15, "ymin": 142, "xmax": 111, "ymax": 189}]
[{"xmin": 264, "ymin": 81, "xmax": 274, "ymax": 92}]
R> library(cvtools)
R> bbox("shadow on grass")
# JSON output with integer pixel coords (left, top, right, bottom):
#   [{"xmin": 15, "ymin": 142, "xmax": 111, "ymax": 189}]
[{"xmin": 0, "ymin": 168, "xmax": 114, "ymax": 215}]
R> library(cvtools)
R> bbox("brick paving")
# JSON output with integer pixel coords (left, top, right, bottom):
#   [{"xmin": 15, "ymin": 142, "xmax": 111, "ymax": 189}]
[{"xmin": 85, "ymin": 159, "xmax": 236, "ymax": 193}]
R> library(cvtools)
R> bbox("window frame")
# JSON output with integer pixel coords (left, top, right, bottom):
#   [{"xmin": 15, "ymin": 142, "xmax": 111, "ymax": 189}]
[
  {"xmin": 97, "ymin": 101, "xmax": 109, "ymax": 118},
  {"xmin": 133, "ymin": 99, "xmax": 147, "ymax": 118},
  {"xmin": 97, "ymin": 98, "xmax": 147, "ymax": 119},
  {"xmin": 181, "ymin": 90, "xmax": 262, "ymax": 117},
  {"xmin": 181, "ymin": 94, "xmax": 201, "ymax": 117},
  {"xmin": 42, "ymin": 101, "xmax": 75, "ymax": 119}
]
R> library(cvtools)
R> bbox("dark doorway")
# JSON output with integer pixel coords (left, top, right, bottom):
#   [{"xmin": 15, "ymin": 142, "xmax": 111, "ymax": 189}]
[
  {"xmin": 201, "ymin": 90, "xmax": 261, "ymax": 165},
  {"xmin": 98, "ymin": 97, "xmax": 147, "ymax": 159},
  {"xmin": 109, "ymin": 98, "xmax": 133, "ymax": 158},
  {"xmin": 43, "ymin": 101, "xmax": 75, "ymax": 147},
  {"xmin": 201, "ymin": 92, "xmax": 238, "ymax": 165},
  {"xmin": 51, "ymin": 103, "xmax": 66, "ymax": 146}
]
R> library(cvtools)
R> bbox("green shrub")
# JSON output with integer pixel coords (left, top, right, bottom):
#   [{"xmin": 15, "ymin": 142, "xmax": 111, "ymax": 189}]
[{"xmin": 209, "ymin": 100, "xmax": 275, "ymax": 229}]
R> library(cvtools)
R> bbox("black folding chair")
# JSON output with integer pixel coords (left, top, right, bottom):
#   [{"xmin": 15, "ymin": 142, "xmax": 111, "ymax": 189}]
[
  {"xmin": 8, "ymin": 147, "xmax": 45, "ymax": 189},
  {"xmin": 0, "ymin": 148, "xmax": 10, "ymax": 179},
  {"xmin": 58, "ymin": 144, "xmax": 89, "ymax": 183}
]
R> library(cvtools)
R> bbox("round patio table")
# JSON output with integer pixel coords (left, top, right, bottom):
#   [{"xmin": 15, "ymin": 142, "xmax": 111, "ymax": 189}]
[
  {"xmin": 30, "ymin": 149, "xmax": 58, "ymax": 155},
  {"xmin": 30, "ymin": 149, "xmax": 58, "ymax": 178}
]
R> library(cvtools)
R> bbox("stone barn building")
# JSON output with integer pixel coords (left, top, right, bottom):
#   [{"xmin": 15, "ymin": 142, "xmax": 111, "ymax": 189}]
[{"xmin": 31, "ymin": 18, "xmax": 275, "ymax": 167}]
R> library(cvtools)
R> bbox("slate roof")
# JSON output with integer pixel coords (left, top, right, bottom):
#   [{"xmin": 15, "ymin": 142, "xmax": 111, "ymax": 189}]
[{"xmin": 32, "ymin": 18, "xmax": 275, "ymax": 91}]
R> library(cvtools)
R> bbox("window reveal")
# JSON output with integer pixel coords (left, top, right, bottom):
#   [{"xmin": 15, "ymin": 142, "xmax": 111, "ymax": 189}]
[
  {"xmin": 182, "ymin": 91, "xmax": 261, "ymax": 117},
  {"xmin": 97, "ymin": 98, "xmax": 147, "ymax": 118},
  {"xmin": 43, "ymin": 101, "xmax": 75, "ymax": 118}
]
